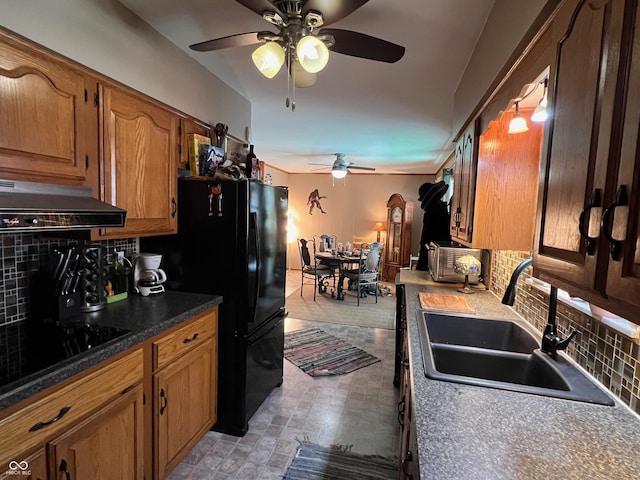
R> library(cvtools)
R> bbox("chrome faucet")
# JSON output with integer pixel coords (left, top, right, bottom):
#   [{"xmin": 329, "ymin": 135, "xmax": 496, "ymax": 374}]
[{"xmin": 501, "ymin": 257, "xmax": 578, "ymax": 359}]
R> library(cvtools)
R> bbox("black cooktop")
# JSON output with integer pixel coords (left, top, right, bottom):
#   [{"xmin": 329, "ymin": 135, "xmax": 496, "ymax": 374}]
[{"xmin": 0, "ymin": 320, "xmax": 131, "ymax": 392}]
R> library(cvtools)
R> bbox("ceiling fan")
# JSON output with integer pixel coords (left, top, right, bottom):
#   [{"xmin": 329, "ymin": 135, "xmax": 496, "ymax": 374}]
[
  {"xmin": 189, "ymin": 0, "xmax": 405, "ymax": 108},
  {"xmin": 310, "ymin": 153, "xmax": 375, "ymax": 178}
]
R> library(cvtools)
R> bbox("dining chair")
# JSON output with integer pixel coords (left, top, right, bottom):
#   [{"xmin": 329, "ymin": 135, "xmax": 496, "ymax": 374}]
[
  {"xmin": 342, "ymin": 242, "xmax": 384, "ymax": 306},
  {"xmin": 297, "ymin": 238, "xmax": 335, "ymax": 300}
]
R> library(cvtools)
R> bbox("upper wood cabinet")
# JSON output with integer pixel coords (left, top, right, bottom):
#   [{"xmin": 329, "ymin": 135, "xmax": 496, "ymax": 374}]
[
  {"xmin": 450, "ymin": 120, "xmax": 478, "ymax": 243},
  {"xmin": 0, "ymin": 31, "xmax": 97, "ymax": 185},
  {"xmin": 450, "ymin": 112, "xmax": 542, "ymax": 250},
  {"xmin": 533, "ymin": 0, "xmax": 640, "ymax": 321},
  {"xmin": 99, "ymin": 86, "xmax": 178, "ymax": 238}
]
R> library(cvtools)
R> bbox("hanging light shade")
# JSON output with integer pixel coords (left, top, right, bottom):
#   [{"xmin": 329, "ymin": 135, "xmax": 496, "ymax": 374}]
[
  {"xmin": 331, "ymin": 165, "xmax": 348, "ymax": 178},
  {"xmin": 508, "ymin": 101, "xmax": 529, "ymax": 134},
  {"xmin": 292, "ymin": 60, "xmax": 317, "ymax": 87},
  {"xmin": 296, "ymin": 35, "xmax": 330, "ymax": 73},
  {"xmin": 252, "ymin": 42, "xmax": 285, "ymax": 78},
  {"xmin": 531, "ymin": 79, "xmax": 549, "ymax": 122}
]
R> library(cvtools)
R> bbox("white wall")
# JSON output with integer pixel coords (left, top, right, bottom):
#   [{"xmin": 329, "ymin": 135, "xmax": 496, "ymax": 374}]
[
  {"xmin": 453, "ymin": 0, "xmax": 549, "ymax": 135},
  {"xmin": 285, "ymin": 174, "xmax": 434, "ymax": 270},
  {"xmin": 0, "ymin": 0, "xmax": 251, "ymax": 139}
]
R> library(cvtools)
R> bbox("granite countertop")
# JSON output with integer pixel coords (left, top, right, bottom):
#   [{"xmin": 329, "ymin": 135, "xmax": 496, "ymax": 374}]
[
  {"xmin": 0, "ymin": 291, "xmax": 222, "ymax": 412},
  {"xmin": 399, "ymin": 270, "xmax": 640, "ymax": 480}
]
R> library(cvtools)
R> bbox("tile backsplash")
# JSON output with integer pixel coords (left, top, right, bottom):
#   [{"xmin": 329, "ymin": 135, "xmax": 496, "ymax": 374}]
[
  {"xmin": 491, "ymin": 250, "xmax": 640, "ymax": 414},
  {"xmin": 0, "ymin": 233, "xmax": 137, "ymax": 326}
]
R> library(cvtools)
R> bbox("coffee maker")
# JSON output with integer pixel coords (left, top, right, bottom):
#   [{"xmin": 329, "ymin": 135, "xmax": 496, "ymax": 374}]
[{"xmin": 134, "ymin": 253, "xmax": 167, "ymax": 296}]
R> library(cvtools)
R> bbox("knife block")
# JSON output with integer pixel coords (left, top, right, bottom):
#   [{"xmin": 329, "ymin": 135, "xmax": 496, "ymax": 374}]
[{"xmin": 57, "ymin": 292, "xmax": 81, "ymax": 320}]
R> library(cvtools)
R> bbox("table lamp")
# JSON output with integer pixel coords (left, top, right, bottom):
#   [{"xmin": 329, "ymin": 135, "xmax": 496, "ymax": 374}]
[
  {"xmin": 373, "ymin": 222, "xmax": 385, "ymax": 242},
  {"xmin": 454, "ymin": 254, "xmax": 481, "ymax": 294}
]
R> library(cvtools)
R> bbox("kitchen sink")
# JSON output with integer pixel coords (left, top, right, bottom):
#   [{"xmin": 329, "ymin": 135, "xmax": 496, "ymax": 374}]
[
  {"xmin": 424, "ymin": 313, "xmax": 539, "ymax": 352},
  {"xmin": 417, "ymin": 312, "xmax": 614, "ymax": 406}
]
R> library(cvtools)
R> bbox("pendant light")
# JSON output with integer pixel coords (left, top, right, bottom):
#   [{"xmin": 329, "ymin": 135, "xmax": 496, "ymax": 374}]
[
  {"xmin": 531, "ymin": 78, "xmax": 549, "ymax": 122},
  {"xmin": 508, "ymin": 101, "xmax": 529, "ymax": 134}
]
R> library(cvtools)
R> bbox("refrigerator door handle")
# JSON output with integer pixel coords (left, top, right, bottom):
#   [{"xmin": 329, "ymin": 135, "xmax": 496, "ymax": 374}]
[{"xmin": 249, "ymin": 212, "xmax": 261, "ymax": 325}]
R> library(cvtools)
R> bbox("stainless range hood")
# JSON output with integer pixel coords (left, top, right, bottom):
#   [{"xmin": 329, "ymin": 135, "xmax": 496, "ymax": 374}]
[{"xmin": 0, "ymin": 179, "xmax": 126, "ymax": 232}]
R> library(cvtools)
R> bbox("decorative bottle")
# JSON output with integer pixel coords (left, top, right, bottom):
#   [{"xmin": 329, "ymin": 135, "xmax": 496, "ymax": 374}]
[{"xmin": 245, "ymin": 144, "xmax": 256, "ymax": 179}]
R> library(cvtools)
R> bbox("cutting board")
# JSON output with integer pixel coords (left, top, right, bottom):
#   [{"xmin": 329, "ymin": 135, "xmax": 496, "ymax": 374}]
[{"xmin": 419, "ymin": 292, "xmax": 476, "ymax": 314}]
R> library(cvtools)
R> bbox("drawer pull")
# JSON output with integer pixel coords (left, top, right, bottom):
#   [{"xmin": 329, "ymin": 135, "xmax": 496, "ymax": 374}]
[
  {"xmin": 29, "ymin": 406, "xmax": 71, "ymax": 432},
  {"xmin": 59, "ymin": 459, "xmax": 71, "ymax": 480},
  {"xmin": 183, "ymin": 332, "xmax": 199, "ymax": 344},
  {"xmin": 160, "ymin": 388, "xmax": 168, "ymax": 415}
]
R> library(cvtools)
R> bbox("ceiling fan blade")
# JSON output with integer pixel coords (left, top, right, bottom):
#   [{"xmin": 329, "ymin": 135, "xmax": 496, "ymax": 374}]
[
  {"xmin": 348, "ymin": 165, "xmax": 376, "ymax": 171},
  {"xmin": 302, "ymin": 0, "xmax": 369, "ymax": 26},
  {"xmin": 235, "ymin": 0, "xmax": 287, "ymax": 19},
  {"xmin": 322, "ymin": 28, "xmax": 405, "ymax": 63},
  {"xmin": 190, "ymin": 32, "xmax": 271, "ymax": 52}
]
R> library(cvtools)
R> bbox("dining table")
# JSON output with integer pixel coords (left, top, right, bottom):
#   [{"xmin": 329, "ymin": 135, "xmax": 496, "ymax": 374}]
[{"xmin": 315, "ymin": 251, "xmax": 363, "ymax": 300}]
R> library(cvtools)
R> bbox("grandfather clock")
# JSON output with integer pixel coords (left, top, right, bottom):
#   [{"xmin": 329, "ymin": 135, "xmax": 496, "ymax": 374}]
[{"xmin": 382, "ymin": 193, "xmax": 413, "ymax": 281}]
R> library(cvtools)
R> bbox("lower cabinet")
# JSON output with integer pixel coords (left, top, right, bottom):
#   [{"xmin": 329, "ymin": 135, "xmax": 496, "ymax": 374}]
[
  {"xmin": 153, "ymin": 308, "xmax": 218, "ymax": 480},
  {"xmin": 48, "ymin": 385, "xmax": 144, "ymax": 480},
  {"xmin": 0, "ymin": 306, "xmax": 219, "ymax": 480},
  {"xmin": 397, "ymin": 308, "xmax": 419, "ymax": 480},
  {"xmin": 0, "ymin": 448, "xmax": 47, "ymax": 480}
]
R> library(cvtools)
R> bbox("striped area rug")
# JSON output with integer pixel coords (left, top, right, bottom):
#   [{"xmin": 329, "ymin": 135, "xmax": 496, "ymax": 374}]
[
  {"xmin": 284, "ymin": 328, "xmax": 381, "ymax": 377},
  {"xmin": 283, "ymin": 442, "xmax": 397, "ymax": 479}
]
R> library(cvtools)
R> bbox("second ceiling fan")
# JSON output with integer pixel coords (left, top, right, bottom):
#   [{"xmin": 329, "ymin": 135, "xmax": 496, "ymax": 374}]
[
  {"xmin": 310, "ymin": 153, "xmax": 375, "ymax": 178},
  {"xmin": 190, "ymin": 0, "xmax": 405, "ymax": 98}
]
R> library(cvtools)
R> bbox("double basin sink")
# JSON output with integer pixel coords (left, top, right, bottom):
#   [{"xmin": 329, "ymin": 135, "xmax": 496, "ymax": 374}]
[{"xmin": 417, "ymin": 312, "xmax": 614, "ymax": 405}]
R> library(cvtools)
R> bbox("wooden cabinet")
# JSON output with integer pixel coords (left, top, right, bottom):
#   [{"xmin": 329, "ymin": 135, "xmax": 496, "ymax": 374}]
[
  {"xmin": 450, "ymin": 112, "xmax": 542, "ymax": 250},
  {"xmin": 533, "ymin": 0, "xmax": 640, "ymax": 321},
  {"xmin": 397, "ymin": 309, "xmax": 418, "ymax": 480},
  {"xmin": 99, "ymin": 85, "xmax": 178, "ymax": 238},
  {"xmin": 0, "ymin": 448, "xmax": 47, "ymax": 480},
  {"xmin": 383, "ymin": 194, "xmax": 413, "ymax": 281},
  {"xmin": 48, "ymin": 385, "xmax": 144, "ymax": 480},
  {"xmin": 0, "ymin": 349, "xmax": 143, "ymax": 480},
  {"xmin": 450, "ymin": 120, "xmax": 479, "ymax": 243},
  {"xmin": 152, "ymin": 309, "xmax": 218, "ymax": 480},
  {"xmin": 0, "ymin": 30, "xmax": 97, "ymax": 185}
]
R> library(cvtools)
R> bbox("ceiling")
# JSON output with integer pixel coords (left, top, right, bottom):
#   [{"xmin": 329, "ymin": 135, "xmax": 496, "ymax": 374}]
[{"xmin": 117, "ymin": 0, "xmax": 496, "ymax": 175}]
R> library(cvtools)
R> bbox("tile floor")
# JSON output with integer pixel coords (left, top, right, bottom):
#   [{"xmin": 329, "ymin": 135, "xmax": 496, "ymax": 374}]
[{"xmin": 166, "ymin": 271, "xmax": 400, "ymax": 479}]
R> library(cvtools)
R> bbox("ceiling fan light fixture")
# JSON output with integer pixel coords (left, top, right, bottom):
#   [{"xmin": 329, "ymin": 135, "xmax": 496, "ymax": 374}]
[
  {"xmin": 508, "ymin": 101, "xmax": 529, "ymax": 134},
  {"xmin": 292, "ymin": 61, "xmax": 317, "ymax": 87},
  {"xmin": 296, "ymin": 35, "xmax": 329, "ymax": 73},
  {"xmin": 331, "ymin": 165, "xmax": 348, "ymax": 179},
  {"xmin": 252, "ymin": 42, "xmax": 285, "ymax": 78}
]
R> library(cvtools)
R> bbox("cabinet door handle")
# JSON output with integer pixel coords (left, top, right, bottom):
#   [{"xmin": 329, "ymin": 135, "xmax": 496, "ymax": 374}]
[
  {"xmin": 183, "ymin": 332, "xmax": 199, "ymax": 344},
  {"xmin": 601, "ymin": 185, "xmax": 628, "ymax": 261},
  {"xmin": 29, "ymin": 406, "xmax": 71, "ymax": 432},
  {"xmin": 171, "ymin": 197, "xmax": 177, "ymax": 218},
  {"xmin": 578, "ymin": 188, "xmax": 601, "ymax": 255},
  {"xmin": 401, "ymin": 450, "xmax": 414, "ymax": 479},
  {"xmin": 160, "ymin": 388, "xmax": 168, "ymax": 415},
  {"xmin": 59, "ymin": 459, "xmax": 71, "ymax": 480},
  {"xmin": 397, "ymin": 398, "xmax": 406, "ymax": 426}
]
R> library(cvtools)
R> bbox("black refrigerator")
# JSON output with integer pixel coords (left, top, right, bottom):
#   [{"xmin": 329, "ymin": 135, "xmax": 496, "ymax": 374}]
[{"xmin": 141, "ymin": 177, "xmax": 288, "ymax": 436}]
